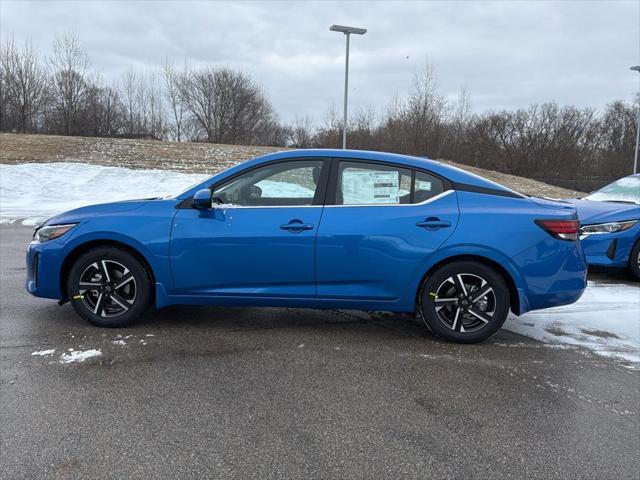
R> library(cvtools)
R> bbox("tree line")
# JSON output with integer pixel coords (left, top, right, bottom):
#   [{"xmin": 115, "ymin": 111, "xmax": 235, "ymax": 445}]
[
  {"xmin": 0, "ymin": 34, "xmax": 287, "ymax": 145},
  {"xmin": 308, "ymin": 65, "xmax": 638, "ymax": 191},
  {"xmin": 1, "ymin": 33, "xmax": 637, "ymax": 191}
]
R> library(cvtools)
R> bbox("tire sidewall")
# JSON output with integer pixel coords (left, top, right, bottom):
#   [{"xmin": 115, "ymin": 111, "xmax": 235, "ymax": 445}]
[
  {"xmin": 67, "ymin": 247, "xmax": 151, "ymax": 327},
  {"xmin": 629, "ymin": 240, "xmax": 640, "ymax": 281},
  {"xmin": 419, "ymin": 261, "xmax": 510, "ymax": 343}
]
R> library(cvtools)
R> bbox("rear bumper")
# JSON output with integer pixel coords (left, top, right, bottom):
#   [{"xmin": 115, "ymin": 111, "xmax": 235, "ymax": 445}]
[{"xmin": 517, "ymin": 240, "xmax": 588, "ymax": 315}]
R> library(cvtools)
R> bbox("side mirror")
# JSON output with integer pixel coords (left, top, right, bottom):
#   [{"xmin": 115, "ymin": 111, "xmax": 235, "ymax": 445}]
[
  {"xmin": 192, "ymin": 189, "xmax": 212, "ymax": 209},
  {"xmin": 248, "ymin": 185, "xmax": 262, "ymax": 199}
]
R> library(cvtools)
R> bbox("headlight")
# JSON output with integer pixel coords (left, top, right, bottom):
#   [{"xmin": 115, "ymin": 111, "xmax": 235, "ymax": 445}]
[
  {"xmin": 580, "ymin": 220, "xmax": 638, "ymax": 235},
  {"xmin": 33, "ymin": 224, "xmax": 77, "ymax": 243}
]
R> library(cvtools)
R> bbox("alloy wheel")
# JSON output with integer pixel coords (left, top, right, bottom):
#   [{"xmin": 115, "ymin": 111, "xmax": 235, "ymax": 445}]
[
  {"xmin": 78, "ymin": 260, "xmax": 137, "ymax": 318},
  {"xmin": 432, "ymin": 273, "xmax": 497, "ymax": 333}
]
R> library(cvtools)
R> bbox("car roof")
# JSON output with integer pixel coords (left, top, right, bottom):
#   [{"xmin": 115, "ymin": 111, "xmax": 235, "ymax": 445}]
[
  {"xmin": 258, "ymin": 149, "xmax": 519, "ymax": 192},
  {"xmin": 178, "ymin": 148, "xmax": 520, "ymax": 199}
]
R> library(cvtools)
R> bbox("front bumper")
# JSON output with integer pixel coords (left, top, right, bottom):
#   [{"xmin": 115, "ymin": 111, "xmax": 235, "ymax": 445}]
[
  {"xmin": 25, "ymin": 240, "xmax": 65, "ymax": 300},
  {"xmin": 580, "ymin": 227, "xmax": 639, "ymax": 268}
]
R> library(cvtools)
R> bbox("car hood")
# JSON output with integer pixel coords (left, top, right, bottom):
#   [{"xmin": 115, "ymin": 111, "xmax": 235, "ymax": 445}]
[
  {"xmin": 564, "ymin": 198, "xmax": 640, "ymax": 224},
  {"xmin": 41, "ymin": 198, "xmax": 155, "ymax": 226}
]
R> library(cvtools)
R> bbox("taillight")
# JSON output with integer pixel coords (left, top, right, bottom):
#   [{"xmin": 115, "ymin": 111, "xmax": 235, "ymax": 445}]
[{"xmin": 535, "ymin": 219, "xmax": 580, "ymax": 241}]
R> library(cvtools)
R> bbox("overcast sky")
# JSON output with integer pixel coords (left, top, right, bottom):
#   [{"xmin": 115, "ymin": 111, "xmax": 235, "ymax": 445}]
[{"xmin": 1, "ymin": 0, "xmax": 638, "ymax": 124}]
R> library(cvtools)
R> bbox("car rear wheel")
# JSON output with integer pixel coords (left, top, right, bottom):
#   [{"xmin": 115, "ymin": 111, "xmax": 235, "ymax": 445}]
[
  {"xmin": 628, "ymin": 240, "xmax": 640, "ymax": 281},
  {"xmin": 419, "ymin": 261, "xmax": 510, "ymax": 343},
  {"xmin": 67, "ymin": 247, "xmax": 151, "ymax": 327}
]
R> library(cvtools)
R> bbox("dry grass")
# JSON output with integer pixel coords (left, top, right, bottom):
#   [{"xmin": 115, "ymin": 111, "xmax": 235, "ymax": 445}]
[
  {"xmin": 441, "ymin": 160, "xmax": 584, "ymax": 198},
  {"xmin": 0, "ymin": 133, "xmax": 281, "ymax": 173},
  {"xmin": 0, "ymin": 133, "xmax": 583, "ymax": 198}
]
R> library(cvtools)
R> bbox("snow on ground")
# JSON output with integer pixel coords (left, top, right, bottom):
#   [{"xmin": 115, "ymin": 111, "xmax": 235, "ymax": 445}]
[
  {"xmin": 0, "ymin": 163, "xmax": 315, "ymax": 225},
  {"xmin": 59, "ymin": 349, "xmax": 102, "ymax": 364},
  {"xmin": 505, "ymin": 280, "xmax": 640, "ymax": 364},
  {"xmin": 0, "ymin": 162, "xmax": 208, "ymax": 225},
  {"xmin": 31, "ymin": 349, "xmax": 55, "ymax": 356},
  {"xmin": 4, "ymin": 163, "xmax": 639, "ymax": 364},
  {"xmin": 256, "ymin": 179, "xmax": 314, "ymax": 197}
]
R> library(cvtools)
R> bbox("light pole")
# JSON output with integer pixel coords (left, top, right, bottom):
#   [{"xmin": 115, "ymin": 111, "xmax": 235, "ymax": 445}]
[
  {"xmin": 631, "ymin": 65, "xmax": 640, "ymax": 174},
  {"xmin": 330, "ymin": 24, "xmax": 367, "ymax": 149}
]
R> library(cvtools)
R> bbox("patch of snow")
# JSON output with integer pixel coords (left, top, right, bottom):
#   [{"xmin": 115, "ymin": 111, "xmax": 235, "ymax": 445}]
[
  {"xmin": 59, "ymin": 349, "xmax": 102, "ymax": 364},
  {"xmin": 0, "ymin": 163, "xmax": 319, "ymax": 224},
  {"xmin": 256, "ymin": 180, "xmax": 314, "ymax": 198},
  {"xmin": 31, "ymin": 349, "xmax": 55, "ymax": 356},
  {"xmin": 505, "ymin": 280, "xmax": 640, "ymax": 363},
  {"xmin": 112, "ymin": 340, "xmax": 126, "ymax": 346},
  {"xmin": 211, "ymin": 203, "xmax": 237, "ymax": 209},
  {"xmin": 0, "ymin": 162, "xmax": 208, "ymax": 225}
]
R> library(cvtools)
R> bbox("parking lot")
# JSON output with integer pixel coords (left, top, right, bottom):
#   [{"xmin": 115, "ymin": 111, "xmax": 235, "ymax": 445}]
[{"xmin": 1, "ymin": 224, "xmax": 639, "ymax": 479}]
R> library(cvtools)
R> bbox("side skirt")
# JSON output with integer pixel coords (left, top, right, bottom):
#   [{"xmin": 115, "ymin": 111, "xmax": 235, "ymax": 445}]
[{"xmin": 154, "ymin": 283, "xmax": 413, "ymax": 312}]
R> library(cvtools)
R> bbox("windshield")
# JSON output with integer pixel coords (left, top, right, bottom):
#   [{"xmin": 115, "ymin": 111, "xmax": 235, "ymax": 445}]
[{"xmin": 584, "ymin": 175, "xmax": 640, "ymax": 204}]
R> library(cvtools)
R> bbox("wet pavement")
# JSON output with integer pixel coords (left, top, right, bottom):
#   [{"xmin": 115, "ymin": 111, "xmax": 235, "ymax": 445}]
[{"xmin": 1, "ymin": 225, "xmax": 639, "ymax": 479}]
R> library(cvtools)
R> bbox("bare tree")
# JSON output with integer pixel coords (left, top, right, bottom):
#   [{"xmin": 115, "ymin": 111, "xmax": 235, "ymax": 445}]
[
  {"xmin": 313, "ymin": 104, "xmax": 342, "ymax": 148},
  {"xmin": 121, "ymin": 67, "xmax": 138, "ymax": 135},
  {"xmin": 81, "ymin": 75, "xmax": 125, "ymax": 137},
  {"xmin": 179, "ymin": 66, "xmax": 216, "ymax": 141},
  {"xmin": 179, "ymin": 66, "xmax": 278, "ymax": 145},
  {"xmin": 143, "ymin": 70, "xmax": 164, "ymax": 139},
  {"xmin": 291, "ymin": 116, "xmax": 314, "ymax": 147},
  {"xmin": 0, "ymin": 52, "xmax": 8, "ymax": 131},
  {"xmin": 0, "ymin": 38, "xmax": 48, "ymax": 132},
  {"xmin": 402, "ymin": 58, "xmax": 448, "ymax": 156},
  {"xmin": 163, "ymin": 60, "xmax": 186, "ymax": 141},
  {"xmin": 49, "ymin": 32, "xmax": 90, "ymax": 135}
]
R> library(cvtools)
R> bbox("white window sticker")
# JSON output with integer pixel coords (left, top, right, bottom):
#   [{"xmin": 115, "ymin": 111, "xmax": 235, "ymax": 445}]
[
  {"xmin": 342, "ymin": 170, "xmax": 400, "ymax": 204},
  {"xmin": 415, "ymin": 180, "xmax": 432, "ymax": 191}
]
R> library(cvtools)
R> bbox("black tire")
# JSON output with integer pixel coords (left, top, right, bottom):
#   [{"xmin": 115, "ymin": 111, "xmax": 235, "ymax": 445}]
[
  {"xmin": 628, "ymin": 240, "xmax": 640, "ymax": 281},
  {"xmin": 67, "ymin": 247, "xmax": 152, "ymax": 327},
  {"xmin": 418, "ymin": 261, "xmax": 510, "ymax": 343}
]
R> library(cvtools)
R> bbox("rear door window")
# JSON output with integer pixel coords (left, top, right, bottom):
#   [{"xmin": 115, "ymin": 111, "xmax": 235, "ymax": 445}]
[
  {"xmin": 337, "ymin": 162, "xmax": 412, "ymax": 205},
  {"xmin": 414, "ymin": 171, "xmax": 444, "ymax": 203},
  {"xmin": 335, "ymin": 161, "xmax": 445, "ymax": 205}
]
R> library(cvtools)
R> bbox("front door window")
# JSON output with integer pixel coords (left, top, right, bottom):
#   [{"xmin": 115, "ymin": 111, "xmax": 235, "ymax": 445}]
[{"xmin": 213, "ymin": 160, "xmax": 325, "ymax": 206}]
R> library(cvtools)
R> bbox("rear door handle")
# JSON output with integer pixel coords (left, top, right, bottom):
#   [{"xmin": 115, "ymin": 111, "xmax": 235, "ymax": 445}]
[
  {"xmin": 280, "ymin": 219, "xmax": 314, "ymax": 233},
  {"xmin": 416, "ymin": 217, "xmax": 451, "ymax": 230}
]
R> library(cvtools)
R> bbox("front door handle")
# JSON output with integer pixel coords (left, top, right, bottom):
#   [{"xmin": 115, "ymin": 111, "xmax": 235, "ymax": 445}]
[
  {"xmin": 416, "ymin": 217, "xmax": 451, "ymax": 230},
  {"xmin": 280, "ymin": 219, "xmax": 314, "ymax": 233}
]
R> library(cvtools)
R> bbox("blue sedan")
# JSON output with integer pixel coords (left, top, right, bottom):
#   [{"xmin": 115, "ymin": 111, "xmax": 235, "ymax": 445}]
[
  {"xmin": 567, "ymin": 174, "xmax": 640, "ymax": 280},
  {"xmin": 26, "ymin": 150, "xmax": 587, "ymax": 343}
]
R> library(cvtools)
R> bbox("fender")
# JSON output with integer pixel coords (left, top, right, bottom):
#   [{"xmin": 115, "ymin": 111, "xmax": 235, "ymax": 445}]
[
  {"xmin": 61, "ymin": 228, "xmax": 172, "ymax": 295},
  {"xmin": 402, "ymin": 243, "xmax": 529, "ymax": 314}
]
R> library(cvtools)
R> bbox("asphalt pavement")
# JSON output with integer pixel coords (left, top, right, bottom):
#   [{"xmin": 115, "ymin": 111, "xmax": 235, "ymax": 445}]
[{"xmin": 1, "ymin": 225, "xmax": 638, "ymax": 479}]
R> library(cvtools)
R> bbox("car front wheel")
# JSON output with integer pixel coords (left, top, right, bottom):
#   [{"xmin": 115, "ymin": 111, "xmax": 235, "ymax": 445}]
[
  {"xmin": 419, "ymin": 261, "xmax": 510, "ymax": 343},
  {"xmin": 67, "ymin": 247, "xmax": 151, "ymax": 327}
]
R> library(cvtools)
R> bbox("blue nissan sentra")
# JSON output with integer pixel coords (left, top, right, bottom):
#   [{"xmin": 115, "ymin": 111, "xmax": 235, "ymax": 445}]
[
  {"xmin": 566, "ymin": 174, "xmax": 640, "ymax": 280},
  {"xmin": 26, "ymin": 150, "xmax": 587, "ymax": 343}
]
